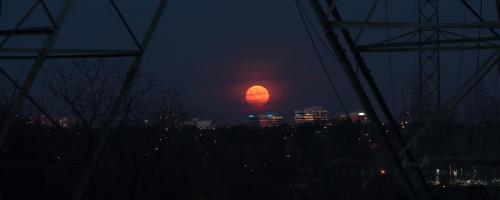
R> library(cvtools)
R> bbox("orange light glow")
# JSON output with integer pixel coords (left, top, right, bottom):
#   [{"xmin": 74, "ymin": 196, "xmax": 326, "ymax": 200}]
[{"xmin": 245, "ymin": 85, "xmax": 270, "ymax": 107}]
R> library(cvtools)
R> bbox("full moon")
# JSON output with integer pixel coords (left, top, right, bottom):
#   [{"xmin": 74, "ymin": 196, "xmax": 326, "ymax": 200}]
[{"xmin": 245, "ymin": 85, "xmax": 270, "ymax": 107}]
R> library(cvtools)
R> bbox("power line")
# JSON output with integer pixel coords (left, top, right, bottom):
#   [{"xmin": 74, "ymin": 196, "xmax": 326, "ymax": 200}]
[
  {"xmin": 474, "ymin": 0, "xmax": 484, "ymax": 124},
  {"xmin": 456, "ymin": 6, "xmax": 467, "ymax": 92},
  {"xmin": 354, "ymin": 0, "xmax": 380, "ymax": 43},
  {"xmin": 384, "ymin": 0, "xmax": 396, "ymax": 115},
  {"xmin": 293, "ymin": 0, "xmax": 349, "ymax": 114}
]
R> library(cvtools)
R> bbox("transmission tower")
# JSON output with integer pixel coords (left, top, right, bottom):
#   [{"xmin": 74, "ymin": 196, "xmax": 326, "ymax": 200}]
[
  {"xmin": 416, "ymin": 0, "xmax": 441, "ymax": 122},
  {"xmin": 0, "ymin": 1, "xmax": 169, "ymax": 199},
  {"xmin": 306, "ymin": 0, "xmax": 500, "ymax": 199}
]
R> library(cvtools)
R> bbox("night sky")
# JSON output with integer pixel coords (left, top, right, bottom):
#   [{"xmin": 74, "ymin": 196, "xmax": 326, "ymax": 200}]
[{"xmin": 3, "ymin": 0, "xmax": 500, "ymax": 123}]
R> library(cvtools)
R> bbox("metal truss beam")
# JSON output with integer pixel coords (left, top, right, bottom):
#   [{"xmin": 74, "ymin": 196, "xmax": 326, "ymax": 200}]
[
  {"xmin": 308, "ymin": 1, "xmax": 432, "ymax": 199},
  {"xmin": 71, "ymin": 1, "xmax": 170, "ymax": 200},
  {"xmin": 0, "ymin": 26, "xmax": 54, "ymax": 36},
  {"xmin": 460, "ymin": 0, "xmax": 499, "ymax": 37},
  {"xmin": 358, "ymin": 36, "xmax": 500, "ymax": 51},
  {"xmin": 0, "ymin": 48, "xmax": 141, "ymax": 59},
  {"xmin": 0, "ymin": 48, "xmax": 140, "ymax": 54},
  {"xmin": 0, "ymin": 1, "xmax": 50, "ymax": 48},
  {"xmin": 353, "ymin": 0, "xmax": 380, "ymax": 42},
  {"xmin": 0, "ymin": 53, "xmax": 141, "ymax": 59},
  {"xmin": 0, "ymin": 66, "xmax": 67, "ymax": 135},
  {"xmin": 0, "ymin": 1, "xmax": 169, "ymax": 199},
  {"xmin": 359, "ymin": 44, "xmax": 500, "ymax": 52},
  {"xmin": 400, "ymin": 51, "xmax": 500, "ymax": 157},
  {"xmin": 329, "ymin": 5, "xmax": 435, "ymax": 200},
  {"xmin": 329, "ymin": 21, "xmax": 500, "ymax": 29},
  {"xmin": 416, "ymin": 0, "xmax": 441, "ymax": 123},
  {"xmin": 0, "ymin": 0, "xmax": 76, "ymax": 149}
]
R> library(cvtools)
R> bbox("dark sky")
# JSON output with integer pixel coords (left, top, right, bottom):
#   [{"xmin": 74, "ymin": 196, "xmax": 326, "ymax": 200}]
[{"xmin": 2, "ymin": 0, "xmax": 500, "ymax": 123}]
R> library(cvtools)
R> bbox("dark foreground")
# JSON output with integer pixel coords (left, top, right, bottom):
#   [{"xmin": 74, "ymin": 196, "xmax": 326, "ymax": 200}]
[{"xmin": 1, "ymin": 121, "xmax": 499, "ymax": 200}]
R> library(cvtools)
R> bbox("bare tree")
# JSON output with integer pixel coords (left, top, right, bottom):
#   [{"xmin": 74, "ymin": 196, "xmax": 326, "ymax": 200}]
[
  {"xmin": 116, "ymin": 74, "xmax": 156, "ymax": 127},
  {"xmin": 124, "ymin": 88, "xmax": 189, "ymax": 200},
  {"xmin": 42, "ymin": 59, "xmax": 153, "ymax": 130},
  {"xmin": 153, "ymin": 89, "xmax": 187, "ymax": 129}
]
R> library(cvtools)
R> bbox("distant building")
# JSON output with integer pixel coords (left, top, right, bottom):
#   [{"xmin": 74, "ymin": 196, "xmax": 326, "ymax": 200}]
[
  {"xmin": 337, "ymin": 112, "xmax": 369, "ymax": 123},
  {"xmin": 294, "ymin": 106, "xmax": 330, "ymax": 126},
  {"xmin": 248, "ymin": 114, "xmax": 259, "ymax": 127},
  {"xmin": 185, "ymin": 118, "xmax": 216, "ymax": 130},
  {"xmin": 248, "ymin": 113, "xmax": 284, "ymax": 128},
  {"xmin": 26, "ymin": 114, "xmax": 79, "ymax": 128}
]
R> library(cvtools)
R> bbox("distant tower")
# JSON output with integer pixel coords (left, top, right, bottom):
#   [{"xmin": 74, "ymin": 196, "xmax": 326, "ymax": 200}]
[
  {"xmin": 435, "ymin": 169, "xmax": 441, "ymax": 184},
  {"xmin": 415, "ymin": 0, "xmax": 441, "ymax": 122}
]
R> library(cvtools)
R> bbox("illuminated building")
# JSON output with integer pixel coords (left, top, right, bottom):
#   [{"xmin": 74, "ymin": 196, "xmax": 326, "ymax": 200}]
[
  {"xmin": 248, "ymin": 113, "xmax": 284, "ymax": 128},
  {"xmin": 25, "ymin": 114, "xmax": 78, "ymax": 128},
  {"xmin": 294, "ymin": 106, "xmax": 330, "ymax": 126},
  {"xmin": 337, "ymin": 112, "xmax": 369, "ymax": 123}
]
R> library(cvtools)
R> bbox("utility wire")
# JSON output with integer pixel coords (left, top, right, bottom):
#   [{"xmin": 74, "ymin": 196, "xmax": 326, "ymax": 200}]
[
  {"xmin": 474, "ymin": 0, "xmax": 484, "ymax": 125},
  {"xmin": 456, "ymin": 6, "xmax": 467, "ymax": 92},
  {"xmin": 298, "ymin": 2, "xmax": 338, "ymax": 64},
  {"xmin": 384, "ymin": 0, "xmax": 396, "ymax": 113},
  {"xmin": 294, "ymin": 0, "xmax": 349, "ymax": 114},
  {"xmin": 354, "ymin": 0, "xmax": 380, "ymax": 43}
]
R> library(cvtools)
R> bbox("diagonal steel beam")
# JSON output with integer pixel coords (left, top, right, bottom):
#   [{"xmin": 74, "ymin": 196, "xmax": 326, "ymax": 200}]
[
  {"xmin": 308, "ymin": 1, "xmax": 429, "ymax": 199},
  {"xmin": 109, "ymin": 0, "xmax": 143, "ymax": 52},
  {"xmin": 354, "ymin": 0, "xmax": 381, "ymax": 43},
  {"xmin": 399, "ymin": 51, "xmax": 499, "ymax": 157},
  {"xmin": 460, "ymin": 0, "xmax": 499, "ymax": 37},
  {"xmin": 0, "ymin": 66, "xmax": 67, "ymax": 135},
  {"xmin": 0, "ymin": 48, "xmax": 141, "ymax": 59},
  {"xmin": 328, "ymin": 4, "xmax": 434, "ymax": 200},
  {"xmin": 0, "ymin": 0, "xmax": 76, "ymax": 149},
  {"xmin": 39, "ymin": 0, "xmax": 57, "ymax": 27},
  {"xmin": 71, "ymin": 1, "xmax": 170, "ymax": 200},
  {"xmin": 0, "ymin": 1, "xmax": 43, "ymax": 48}
]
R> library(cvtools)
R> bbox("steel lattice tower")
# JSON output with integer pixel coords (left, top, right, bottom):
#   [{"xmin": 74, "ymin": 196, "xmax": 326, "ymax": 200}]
[
  {"xmin": 304, "ymin": 0, "xmax": 500, "ymax": 199},
  {"xmin": 0, "ymin": 1, "xmax": 169, "ymax": 199},
  {"xmin": 416, "ymin": 0, "xmax": 441, "ymax": 122}
]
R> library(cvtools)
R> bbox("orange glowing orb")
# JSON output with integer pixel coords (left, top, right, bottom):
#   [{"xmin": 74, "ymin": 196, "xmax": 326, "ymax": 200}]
[{"xmin": 245, "ymin": 85, "xmax": 270, "ymax": 107}]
